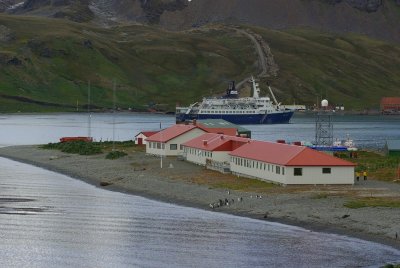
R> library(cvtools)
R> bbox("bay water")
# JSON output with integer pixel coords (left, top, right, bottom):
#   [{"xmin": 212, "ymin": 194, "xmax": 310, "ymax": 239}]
[{"xmin": 1, "ymin": 113, "xmax": 400, "ymax": 267}]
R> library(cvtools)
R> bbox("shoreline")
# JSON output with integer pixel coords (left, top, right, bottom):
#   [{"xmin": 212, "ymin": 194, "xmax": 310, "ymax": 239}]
[{"xmin": 0, "ymin": 145, "xmax": 400, "ymax": 251}]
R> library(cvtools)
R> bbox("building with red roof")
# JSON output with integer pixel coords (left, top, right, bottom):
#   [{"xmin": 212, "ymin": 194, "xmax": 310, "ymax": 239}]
[
  {"xmin": 381, "ymin": 97, "xmax": 400, "ymax": 114},
  {"xmin": 146, "ymin": 125, "xmax": 207, "ymax": 156},
  {"xmin": 229, "ymin": 140, "xmax": 356, "ymax": 185},
  {"xmin": 134, "ymin": 131, "xmax": 160, "ymax": 145},
  {"xmin": 182, "ymin": 133, "xmax": 250, "ymax": 166}
]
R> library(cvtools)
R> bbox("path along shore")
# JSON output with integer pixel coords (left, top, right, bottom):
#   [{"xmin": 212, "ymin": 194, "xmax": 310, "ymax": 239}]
[{"xmin": 0, "ymin": 145, "xmax": 399, "ymax": 250}]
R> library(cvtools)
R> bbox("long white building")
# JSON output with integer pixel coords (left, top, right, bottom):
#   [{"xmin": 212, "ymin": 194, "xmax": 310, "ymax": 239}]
[{"xmin": 230, "ymin": 140, "xmax": 356, "ymax": 185}]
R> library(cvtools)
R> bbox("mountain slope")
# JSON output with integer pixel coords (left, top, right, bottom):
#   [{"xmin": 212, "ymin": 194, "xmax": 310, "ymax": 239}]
[
  {"xmin": 2, "ymin": 0, "xmax": 400, "ymax": 43},
  {"xmin": 0, "ymin": 15, "xmax": 256, "ymax": 112},
  {"xmin": 1, "ymin": 14, "xmax": 400, "ymax": 112}
]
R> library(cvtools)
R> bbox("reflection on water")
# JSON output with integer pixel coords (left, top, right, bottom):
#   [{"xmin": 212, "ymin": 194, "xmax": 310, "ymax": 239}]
[
  {"xmin": 0, "ymin": 157, "xmax": 399, "ymax": 267},
  {"xmin": 0, "ymin": 113, "xmax": 399, "ymax": 148}
]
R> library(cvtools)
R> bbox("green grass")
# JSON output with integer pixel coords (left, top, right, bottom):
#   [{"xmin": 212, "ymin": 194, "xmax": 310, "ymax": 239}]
[
  {"xmin": 310, "ymin": 193, "xmax": 329, "ymax": 199},
  {"xmin": 381, "ymin": 264, "xmax": 400, "ymax": 268},
  {"xmin": 105, "ymin": 151, "xmax": 128, "ymax": 160},
  {"xmin": 41, "ymin": 141, "xmax": 102, "ymax": 155},
  {"xmin": 336, "ymin": 150, "xmax": 400, "ymax": 182},
  {"xmin": 1, "ymin": 15, "xmax": 400, "ymax": 112},
  {"xmin": 344, "ymin": 197, "xmax": 400, "ymax": 209}
]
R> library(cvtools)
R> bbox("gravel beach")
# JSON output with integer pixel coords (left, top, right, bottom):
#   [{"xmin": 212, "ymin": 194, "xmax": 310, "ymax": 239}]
[{"xmin": 1, "ymin": 145, "xmax": 399, "ymax": 249}]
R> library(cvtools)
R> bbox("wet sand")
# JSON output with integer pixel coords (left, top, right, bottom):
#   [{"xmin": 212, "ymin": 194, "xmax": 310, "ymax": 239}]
[{"xmin": 0, "ymin": 145, "xmax": 399, "ymax": 250}]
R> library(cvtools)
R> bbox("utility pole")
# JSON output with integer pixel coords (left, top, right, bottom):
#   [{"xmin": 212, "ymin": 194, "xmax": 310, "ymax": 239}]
[
  {"xmin": 88, "ymin": 81, "xmax": 91, "ymax": 138},
  {"xmin": 112, "ymin": 80, "xmax": 116, "ymax": 151},
  {"xmin": 160, "ymin": 121, "xmax": 163, "ymax": 169}
]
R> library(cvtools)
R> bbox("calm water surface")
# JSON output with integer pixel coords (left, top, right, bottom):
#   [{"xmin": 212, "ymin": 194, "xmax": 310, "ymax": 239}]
[
  {"xmin": 1, "ymin": 113, "xmax": 400, "ymax": 267},
  {"xmin": 1, "ymin": 157, "xmax": 400, "ymax": 267},
  {"xmin": 0, "ymin": 113, "xmax": 398, "ymax": 148}
]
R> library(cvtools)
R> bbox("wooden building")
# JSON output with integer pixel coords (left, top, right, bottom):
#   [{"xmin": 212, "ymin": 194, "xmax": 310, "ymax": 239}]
[{"xmin": 381, "ymin": 97, "xmax": 400, "ymax": 114}]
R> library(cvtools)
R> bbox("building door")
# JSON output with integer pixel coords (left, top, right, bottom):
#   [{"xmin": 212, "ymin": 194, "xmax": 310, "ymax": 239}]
[{"xmin": 138, "ymin": 137, "xmax": 143, "ymax": 145}]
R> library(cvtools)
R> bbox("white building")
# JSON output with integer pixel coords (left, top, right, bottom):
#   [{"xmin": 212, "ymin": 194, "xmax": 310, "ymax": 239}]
[
  {"xmin": 230, "ymin": 140, "xmax": 356, "ymax": 185},
  {"xmin": 182, "ymin": 133, "xmax": 249, "ymax": 166},
  {"xmin": 146, "ymin": 125, "xmax": 206, "ymax": 156},
  {"xmin": 134, "ymin": 131, "xmax": 159, "ymax": 145}
]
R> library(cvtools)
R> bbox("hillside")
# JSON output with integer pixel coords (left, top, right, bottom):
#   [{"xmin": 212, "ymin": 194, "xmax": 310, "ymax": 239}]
[
  {"xmin": 2, "ymin": 0, "xmax": 400, "ymax": 44},
  {"xmin": 0, "ymin": 15, "xmax": 256, "ymax": 112},
  {"xmin": 0, "ymin": 14, "xmax": 400, "ymax": 112}
]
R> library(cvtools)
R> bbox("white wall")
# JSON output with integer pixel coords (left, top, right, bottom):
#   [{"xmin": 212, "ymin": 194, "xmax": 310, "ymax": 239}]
[
  {"xmin": 146, "ymin": 128, "xmax": 206, "ymax": 156},
  {"xmin": 184, "ymin": 149, "xmax": 230, "ymax": 166},
  {"xmin": 135, "ymin": 133, "xmax": 148, "ymax": 145},
  {"xmin": 230, "ymin": 157, "xmax": 286, "ymax": 184},
  {"xmin": 285, "ymin": 166, "xmax": 354, "ymax": 185},
  {"xmin": 230, "ymin": 156, "xmax": 354, "ymax": 185}
]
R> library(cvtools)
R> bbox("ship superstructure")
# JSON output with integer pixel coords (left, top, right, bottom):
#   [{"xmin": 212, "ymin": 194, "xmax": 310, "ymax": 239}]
[{"xmin": 176, "ymin": 77, "xmax": 294, "ymax": 125}]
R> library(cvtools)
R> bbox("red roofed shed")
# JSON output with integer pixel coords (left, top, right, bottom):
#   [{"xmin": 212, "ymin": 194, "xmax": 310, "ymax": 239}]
[
  {"xmin": 134, "ymin": 131, "xmax": 160, "ymax": 145},
  {"xmin": 381, "ymin": 97, "xmax": 400, "ymax": 114}
]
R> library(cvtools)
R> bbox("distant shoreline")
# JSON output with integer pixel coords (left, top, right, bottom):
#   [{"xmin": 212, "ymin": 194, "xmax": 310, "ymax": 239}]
[
  {"xmin": 0, "ymin": 145, "xmax": 399, "ymax": 251},
  {"xmin": 1, "ymin": 110, "xmax": 399, "ymax": 117}
]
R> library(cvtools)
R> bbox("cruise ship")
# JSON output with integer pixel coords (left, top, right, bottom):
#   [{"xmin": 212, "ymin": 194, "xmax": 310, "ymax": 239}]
[{"xmin": 176, "ymin": 78, "xmax": 294, "ymax": 125}]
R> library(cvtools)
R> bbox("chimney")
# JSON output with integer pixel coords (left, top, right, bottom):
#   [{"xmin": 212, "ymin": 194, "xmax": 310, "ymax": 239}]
[
  {"xmin": 203, "ymin": 140, "xmax": 207, "ymax": 146},
  {"xmin": 193, "ymin": 119, "xmax": 197, "ymax": 126},
  {"xmin": 220, "ymin": 135, "xmax": 224, "ymax": 140}
]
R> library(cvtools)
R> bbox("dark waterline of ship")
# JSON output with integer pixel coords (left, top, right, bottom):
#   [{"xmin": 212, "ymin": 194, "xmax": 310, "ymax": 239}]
[{"xmin": 1, "ymin": 157, "xmax": 400, "ymax": 267}]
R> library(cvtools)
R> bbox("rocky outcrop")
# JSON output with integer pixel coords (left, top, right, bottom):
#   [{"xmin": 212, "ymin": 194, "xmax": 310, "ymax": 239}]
[
  {"xmin": 321, "ymin": 0, "xmax": 383, "ymax": 12},
  {"xmin": 0, "ymin": 25, "xmax": 15, "ymax": 42},
  {"xmin": 1, "ymin": 0, "xmax": 400, "ymax": 43},
  {"xmin": 139, "ymin": 0, "xmax": 188, "ymax": 24}
]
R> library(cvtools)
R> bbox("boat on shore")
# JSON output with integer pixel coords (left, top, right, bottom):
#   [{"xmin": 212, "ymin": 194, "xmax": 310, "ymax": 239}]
[{"xmin": 176, "ymin": 77, "xmax": 294, "ymax": 125}]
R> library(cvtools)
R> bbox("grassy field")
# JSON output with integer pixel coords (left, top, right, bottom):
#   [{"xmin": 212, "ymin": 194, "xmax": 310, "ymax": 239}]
[
  {"xmin": 337, "ymin": 151, "xmax": 400, "ymax": 182},
  {"xmin": 344, "ymin": 197, "xmax": 400, "ymax": 209},
  {"xmin": 1, "ymin": 15, "xmax": 400, "ymax": 112}
]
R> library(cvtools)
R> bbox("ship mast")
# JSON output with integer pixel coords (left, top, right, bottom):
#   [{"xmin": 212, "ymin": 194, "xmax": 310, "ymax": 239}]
[{"xmin": 250, "ymin": 76, "xmax": 260, "ymax": 98}]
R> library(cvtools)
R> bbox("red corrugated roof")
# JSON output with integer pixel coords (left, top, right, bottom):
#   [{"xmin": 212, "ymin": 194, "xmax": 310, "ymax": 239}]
[
  {"xmin": 381, "ymin": 97, "xmax": 400, "ymax": 105},
  {"xmin": 136, "ymin": 131, "xmax": 160, "ymax": 138},
  {"xmin": 200, "ymin": 127, "xmax": 237, "ymax": 136},
  {"xmin": 146, "ymin": 125, "xmax": 202, "ymax": 143},
  {"xmin": 182, "ymin": 133, "xmax": 249, "ymax": 151},
  {"xmin": 230, "ymin": 140, "xmax": 355, "ymax": 167}
]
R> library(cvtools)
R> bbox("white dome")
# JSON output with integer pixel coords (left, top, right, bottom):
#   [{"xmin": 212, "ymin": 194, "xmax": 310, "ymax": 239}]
[{"xmin": 321, "ymin": 99, "xmax": 329, "ymax": 107}]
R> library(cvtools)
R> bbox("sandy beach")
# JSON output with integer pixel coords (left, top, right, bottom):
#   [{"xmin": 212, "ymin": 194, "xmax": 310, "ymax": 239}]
[{"xmin": 0, "ymin": 145, "xmax": 399, "ymax": 250}]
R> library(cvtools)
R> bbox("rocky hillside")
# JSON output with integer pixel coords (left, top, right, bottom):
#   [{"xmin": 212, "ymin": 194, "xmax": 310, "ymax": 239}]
[
  {"xmin": 1, "ymin": 14, "xmax": 400, "ymax": 112},
  {"xmin": 1, "ymin": 0, "xmax": 400, "ymax": 43},
  {"xmin": 1, "ymin": 1, "xmax": 400, "ymax": 113}
]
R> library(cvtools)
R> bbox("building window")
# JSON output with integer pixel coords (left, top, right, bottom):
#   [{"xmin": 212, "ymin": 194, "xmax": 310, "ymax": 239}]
[
  {"xmin": 162, "ymin": 143, "xmax": 165, "ymax": 149},
  {"xmin": 294, "ymin": 168, "xmax": 303, "ymax": 176},
  {"xmin": 157, "ymin": 143, "xmax": 161, "ymax": 149},
  {"xmin": 180, "ymin": 145, "xmax": 183, "ymax": 150},
  {"xmin": 282, "ymin": 167, "xmax": 285, "ymax": 175},
  {"xmin": 170, "ymin": 144, "xmax": 177, "ymax": 150},
  {"xmin": 276, "ymin": 166, "xmax": 280, "ymax": 174},
  {"xmin": 322, "ymin": 168, "xmax": 331, "ymax": 174}
]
